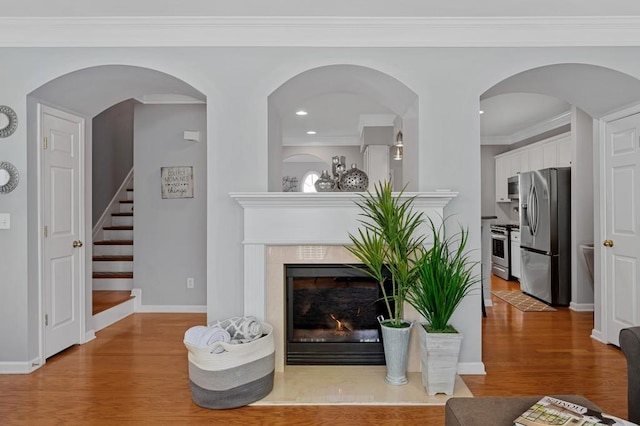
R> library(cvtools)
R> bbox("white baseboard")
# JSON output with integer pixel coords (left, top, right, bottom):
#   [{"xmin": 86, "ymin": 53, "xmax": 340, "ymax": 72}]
[
  {"xmin": 84, "ymin": 330, "xmax": 96, "ymax": 343},
  {"xmin": 591, "ymin": 329, "xmax": 606, "ymax": 343},
  {"xmin": 134, "ymin": 304, "xmax": 207, "ymax": 313},
  {"xmin": 0, "ymin": 357, "xmax": 43, "ymax": 374},
  {"xmin": 131, "ymin": 288, "xmax": 206, "ymax": 313},
  {"xmin": 569, "ymin": 302, "xmax": 594, "ymax": 312},
  {"xmin": 457, "ymin": 362, "xmax": 486, "ymax": 375},
  {"xmin": 93, "ymin": 297, "xmax": 135, "ymax": 332},
  {"xmin": 484, "ymin": 298, "xmax": 493, "ymax": 307}
]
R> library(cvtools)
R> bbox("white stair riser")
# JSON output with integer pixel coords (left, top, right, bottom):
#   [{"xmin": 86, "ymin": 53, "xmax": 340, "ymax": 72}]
[
  {"xmin": 92, "ymin": 261, "xmax": 133, "ymax": 273},
  {"xmin": 93, "ymin": 245, "xmax": 133, "ymax": 256},
  {"xmin": 111, "ymin": 216, "xmax": 133, "ymax": 227},
  {"xmin": 119, "ymin": 203, "xmax": 134, "ymax": 213},
  {"xmin": 92, "ymin": 278, "xmax": 134, "ymax": 291},
  {"xmin": 126, "ymin": 191, "xmax": 134, "ymax": 201},
  {"xmin": 104, "ymin": 229, "xmax": 133, "ymax": 240}
]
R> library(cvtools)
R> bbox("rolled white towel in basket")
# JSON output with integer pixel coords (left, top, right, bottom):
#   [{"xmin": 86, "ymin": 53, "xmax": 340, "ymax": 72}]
[
  {"xmin": 184, "ymin": 325, "xmax": 231, "ymax": 354},
  {"xmin": 208, "ymin": 316, "xmax": 263, "ymax": 342}
]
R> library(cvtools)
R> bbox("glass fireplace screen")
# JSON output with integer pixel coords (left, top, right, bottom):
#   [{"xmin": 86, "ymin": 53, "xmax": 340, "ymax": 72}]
[{"xmin": 286, "ymin": 264, "xmax": 391, "ymax": 365}]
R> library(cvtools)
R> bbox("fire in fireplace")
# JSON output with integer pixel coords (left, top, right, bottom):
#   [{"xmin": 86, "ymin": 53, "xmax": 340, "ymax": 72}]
[{"xmin": 286, "ymin": 264, "xmax": 392, "ymax": 365}]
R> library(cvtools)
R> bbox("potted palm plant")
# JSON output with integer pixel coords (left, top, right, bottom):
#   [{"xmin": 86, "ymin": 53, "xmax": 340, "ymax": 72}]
[
  {"xmin": 346, "ymin": 181, "xmax": 424, "ymax": 385},
  {"xmin": 405, "ymin": 216, "xmax": 479, "ymax": 395}
]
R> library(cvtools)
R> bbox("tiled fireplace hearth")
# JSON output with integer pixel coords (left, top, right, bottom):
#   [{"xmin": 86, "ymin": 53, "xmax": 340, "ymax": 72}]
[{"xmin": 230, "ymin": 192, "xmax": 457, "ymax": 373}]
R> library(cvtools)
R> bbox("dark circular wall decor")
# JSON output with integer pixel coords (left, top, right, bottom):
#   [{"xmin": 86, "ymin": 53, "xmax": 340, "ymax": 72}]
[
  {"xmin": 0, "ymin": 105, "xmax": 18, "ymax": 138},
  {"xmin": 0, "ymin": 161, "xmax": 19, "ymax": 194}
]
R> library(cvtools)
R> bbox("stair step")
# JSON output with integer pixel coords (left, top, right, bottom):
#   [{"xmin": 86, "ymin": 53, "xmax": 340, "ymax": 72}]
[
  {"xmin": 111, "ymin": 215, "xmax": 133, "ymax": 227},
  {"xmin": 93, "ymin": 272, "xmax": 134, "ymax": 279},
  {"xmin": 92, "ymin": 278, "xmax": 134, "ymax": 291},
  {"xmin": 120, "ymin": 200, "xmax": 133, "ymax": 204},
  {"xmin": 112, "ymin": 212, "xmax": 133, "ymax": 217},
  {"xmin": 103, "ymin": 226, "xmax": 133, "ymax": 231},
  {"xmin": 94, "ymin": 240, "xmax": 134, "ymax": 245},
  {"xmin": 93, "ymin": 255, "xmax": 133, "ymax": 262}
]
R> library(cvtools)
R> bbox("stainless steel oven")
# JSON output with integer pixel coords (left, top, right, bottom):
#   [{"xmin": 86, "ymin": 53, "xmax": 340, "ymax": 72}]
[{"xmin": 491, "ymin": 225, "xmax": 510, "ymax": 280}]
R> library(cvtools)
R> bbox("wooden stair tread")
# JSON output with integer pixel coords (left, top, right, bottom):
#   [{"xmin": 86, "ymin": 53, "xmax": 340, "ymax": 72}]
[
  {"xmin": 112, "ymin": 212, "xmax": 133, "ymax": 217},
  {"xmin": 119, "ymin": 200, "xmax": 133, "ymax": 204},
  {"xmin": 103, "ymin": 226, "xmax": 133, "ymax": 230},
  {"xmin": 94, "ymin": 240, "xmax": 133, "ymax": 245},
  {"xmin": 92, "ymin": 291, "xmax": 135, "ymax": 315},
  {"xmin": 93, "ymin": 271, "xmax": 133, "ymax": 279},
  {"xmin": 93, "ymin": 255, "xmax": 133, "ymax": 261}
]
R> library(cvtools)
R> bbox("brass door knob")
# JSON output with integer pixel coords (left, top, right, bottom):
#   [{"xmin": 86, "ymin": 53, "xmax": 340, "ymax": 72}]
[
  {"xmin": 73, "ymin": 240, "xmax": 83, "ymax": 248},
  {"xmin": 603, "ymin": 240, "xmax": 614, "ymax": 247}
]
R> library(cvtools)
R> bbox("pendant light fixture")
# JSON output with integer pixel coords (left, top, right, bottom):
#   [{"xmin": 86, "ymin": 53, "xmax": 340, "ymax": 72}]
[{"xmin": 393, "ymin": 131, "xmax": 403, "ymax": 161}]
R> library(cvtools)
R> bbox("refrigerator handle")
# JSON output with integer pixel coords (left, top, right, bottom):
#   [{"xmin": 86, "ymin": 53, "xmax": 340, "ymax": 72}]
[
  {"xmin": 529, "ymin": 186, "xmax": 539, "ymax": 235},
  {"xmin": 526, "ymin": 184, "xmax": 534, "ymax": 236}
]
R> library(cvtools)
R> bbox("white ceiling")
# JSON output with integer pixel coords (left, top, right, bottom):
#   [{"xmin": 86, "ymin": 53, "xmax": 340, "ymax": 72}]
[{"xmin": 5, "ymin": 0, "xmax": 640, "ymax": 17}]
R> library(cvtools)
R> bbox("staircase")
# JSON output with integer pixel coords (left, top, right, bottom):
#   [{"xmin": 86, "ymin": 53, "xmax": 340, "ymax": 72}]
[{"xmin": 93, "ymin": 187, "xmax": 134, "ymax": 291}]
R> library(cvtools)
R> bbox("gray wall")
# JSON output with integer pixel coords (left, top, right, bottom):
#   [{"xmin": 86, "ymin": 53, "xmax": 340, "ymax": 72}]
[
  {"xmin": 133, "ymin": 103, "xmax": 207, "ymax": 306},
  {"xmin": 2, "ymin": 44, "xmax": 640, "ymax": 369},
  {"xmin": 92, "ymin": 99, "xmax": 135, "ymax": 226}
]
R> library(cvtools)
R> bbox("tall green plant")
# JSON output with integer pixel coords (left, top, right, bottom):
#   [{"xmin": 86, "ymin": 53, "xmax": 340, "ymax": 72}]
[
  {"xmin": 346, "ymin": 181, "xmax": 425, "ymax": 328},
  {"xmin": 405, "ymin": 216, "xmax": 479, "ymax": 333}
]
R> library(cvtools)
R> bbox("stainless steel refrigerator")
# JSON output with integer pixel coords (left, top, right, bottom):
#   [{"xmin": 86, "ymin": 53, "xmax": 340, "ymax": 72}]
[{"xmin": 519, "ymin": 167, "xmax": 571, "ymax": 305}]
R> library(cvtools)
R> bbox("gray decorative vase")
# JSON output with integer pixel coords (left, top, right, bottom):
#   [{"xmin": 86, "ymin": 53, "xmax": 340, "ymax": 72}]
[
  {"xmin": 379, "ymin": 320, "xmax": 413, "ymax": 385},
  {"xmin": 314, "ymin": 170, "xmax": 334, "ymax": 192},
  {"xmin": 340, "ymin": 163, "xmax": 368, "ymax": 192}
]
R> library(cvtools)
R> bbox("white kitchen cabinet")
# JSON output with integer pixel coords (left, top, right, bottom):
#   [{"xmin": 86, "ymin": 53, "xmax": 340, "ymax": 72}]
[
  {"xmin": 556, "ymin": 136, "xmax": 572, "ymax": 167},
  {"xmin": 510, "ymin": 230, "xmax": 521, "ymax": 279},
  {"xmin": 528, "ymin": 144, "xmax": 544, "ymax": 171},
  {"xmin": 542, "ymin": 140, "xmax": 557, "ymax": 168},
  {"xmin": 495, "ymin": 155, "xmax": 511, "ymax": 202}
]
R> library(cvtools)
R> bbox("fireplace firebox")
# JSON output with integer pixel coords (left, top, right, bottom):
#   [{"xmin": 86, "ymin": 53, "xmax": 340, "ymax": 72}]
[{"xmin": 286, "ymin": 264, "xmax": 392, "ymax": 365}]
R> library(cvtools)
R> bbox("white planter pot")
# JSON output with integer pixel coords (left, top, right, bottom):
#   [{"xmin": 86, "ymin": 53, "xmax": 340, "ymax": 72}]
[
  {"xmin": 380, "ymin": 321, "xmax": 413, "ymax": 386},
  {"xmin": 418, "ymin": 324, "xmax": 463, "ymax": 395}
]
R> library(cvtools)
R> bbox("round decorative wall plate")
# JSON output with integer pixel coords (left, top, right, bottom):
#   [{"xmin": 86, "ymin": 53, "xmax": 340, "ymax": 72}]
[
  {"xmin": 0, "ymin": 105, "xmax": 18, "ymax": 138},
  {"xmin": 0, "ymin": 161, "xmax": 19, "ymax": 194}
]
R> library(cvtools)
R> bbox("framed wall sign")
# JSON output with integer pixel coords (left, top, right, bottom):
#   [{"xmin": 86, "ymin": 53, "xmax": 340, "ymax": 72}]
[{"xmin": 161, "ymin": 166, "xmax": 194, "ymax": 199}]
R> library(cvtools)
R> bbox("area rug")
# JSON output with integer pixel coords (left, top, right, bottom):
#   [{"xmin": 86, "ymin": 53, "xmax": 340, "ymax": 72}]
[
  {"xmin": 491, "ymin": 291, "xmax": 557, "ymax": 312},
  {"xmin": 251, "ymin": 365, "xmax": 473, "ymax": 406}
]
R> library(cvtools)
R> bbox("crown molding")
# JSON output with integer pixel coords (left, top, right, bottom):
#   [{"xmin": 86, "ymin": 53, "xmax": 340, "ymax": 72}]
[
  {"xmin": 2, "ymin": 16, "xmax": 640, "ymax": 47},
  {"xmin": 481, "ymin": 110, "xmax": 571, "ymax": 145},
  {"xmin": 282, "ymin": 135, "xmax": 360, "ymax": 147}
]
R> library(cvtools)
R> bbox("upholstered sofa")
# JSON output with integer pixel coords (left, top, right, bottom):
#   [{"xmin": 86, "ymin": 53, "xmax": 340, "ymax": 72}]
[
  {"xmin": 620, "ymin": 326, "xmax": 640, "ymax": 424},
  {"xmin": 445, "ymin": 325, "xmax": 640, "ymax": 426}
]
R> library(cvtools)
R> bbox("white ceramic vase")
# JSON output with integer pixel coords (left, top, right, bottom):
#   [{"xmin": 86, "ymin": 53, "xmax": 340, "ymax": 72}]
[
  {"xmin": 380, "ymin": 320, "xmax": 413, "ymax": 385},
  {"xmin": 418, "ymin": 323, "xmax": 463, "ymax": 395}
]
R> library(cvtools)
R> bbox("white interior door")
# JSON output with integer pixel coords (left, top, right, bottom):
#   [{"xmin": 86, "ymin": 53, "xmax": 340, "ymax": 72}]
[
  {"xmin": 603, "ymin": 113, "xmax": 640, "ymax": 346},
  {"xmin": 41, "ymin": 105, "xmax": 84, "ymax": 359}
]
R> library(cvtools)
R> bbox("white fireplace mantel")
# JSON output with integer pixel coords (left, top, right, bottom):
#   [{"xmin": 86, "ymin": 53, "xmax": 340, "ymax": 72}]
[{"xmin": 230, "ymin": 191, "xmax": 458, "ymax": 318}]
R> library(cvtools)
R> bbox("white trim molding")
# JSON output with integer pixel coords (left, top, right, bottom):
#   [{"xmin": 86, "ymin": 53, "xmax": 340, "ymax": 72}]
[{"xmin": 3, "ymin": 16, "xmax": 640, "ymax": 48}]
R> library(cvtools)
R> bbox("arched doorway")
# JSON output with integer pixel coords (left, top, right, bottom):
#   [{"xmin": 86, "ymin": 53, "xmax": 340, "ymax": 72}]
[
  {"xmin": 28, "ymin": 64, "xmax": 207, "ymax": 360},
  {"xmin": 479, "ymin": 63, "xmax": 640, "ymax": 344}
]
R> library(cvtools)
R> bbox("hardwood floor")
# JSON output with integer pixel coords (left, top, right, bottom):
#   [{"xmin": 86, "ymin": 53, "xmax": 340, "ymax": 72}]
[{"xmin": 0, "ymin": 276, "xmax": 628, "ymax": 425}]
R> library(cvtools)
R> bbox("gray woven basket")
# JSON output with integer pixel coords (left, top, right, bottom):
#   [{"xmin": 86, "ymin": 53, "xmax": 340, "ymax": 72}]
[{"xmin": 185, "ymin": 323, "xmax": 275, "ymax": 409}]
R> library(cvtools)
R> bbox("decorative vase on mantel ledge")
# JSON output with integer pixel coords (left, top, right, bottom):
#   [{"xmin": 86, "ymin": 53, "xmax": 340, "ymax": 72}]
[
  {"xmin": 339, "ymin": 164, "xmax": 368, "ymax": 192},
  {"xmin": 314, "ymin": 170, "xmax": 334, "ymax": 192}
]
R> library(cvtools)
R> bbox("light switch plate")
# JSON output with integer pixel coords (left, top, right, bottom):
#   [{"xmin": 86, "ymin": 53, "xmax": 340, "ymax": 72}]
[{"xmin": 0, "ymin": 213, "xmax": 10, "ymax": 229}]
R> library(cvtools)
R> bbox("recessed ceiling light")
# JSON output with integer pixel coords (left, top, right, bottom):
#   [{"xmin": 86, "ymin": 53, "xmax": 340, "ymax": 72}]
[
  {"xmin": 306, "ymin": 130, "xmax": 316, "ymax": 135},
  {"xmin": 296, "ymin": 110, "xmax": 308, "ymax": 116},
  {"xmin": 479, "ymin": 110, "xmax": 484, "ymax": 114}
]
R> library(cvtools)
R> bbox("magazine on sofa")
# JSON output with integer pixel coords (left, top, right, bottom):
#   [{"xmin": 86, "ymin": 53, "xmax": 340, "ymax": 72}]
[{"xmin": 513, "ymin": 396, "xmax": 638, "ymax": 426}]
